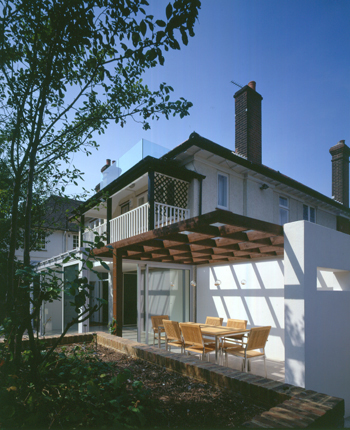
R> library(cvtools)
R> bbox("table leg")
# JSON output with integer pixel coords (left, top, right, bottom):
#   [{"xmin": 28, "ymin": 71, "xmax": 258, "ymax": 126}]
[{"xmin": 215, "ymin": 336, "xmax": 219, "ymax": 363}]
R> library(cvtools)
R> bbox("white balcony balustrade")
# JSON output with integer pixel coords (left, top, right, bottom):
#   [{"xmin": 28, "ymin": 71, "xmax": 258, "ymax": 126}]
[
  {"xmin": 154, "ymin": 203, "xmax": 190, "ymax": 228},
  {"xmin": 110, "ymin": 202, "xmax": 149, "ymax": 243},
  {"xmin": 82, "ymin": 222, "xmax": 107, "ymax": 245},
  {"xmin": 83, "ymin": 202, "xmax": 190, "ymax": 245}
]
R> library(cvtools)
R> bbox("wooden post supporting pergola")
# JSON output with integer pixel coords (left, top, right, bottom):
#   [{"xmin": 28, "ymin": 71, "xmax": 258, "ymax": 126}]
[{"xmin": 113, "ymin": 249, "xmax": 123, "ymax": 337}]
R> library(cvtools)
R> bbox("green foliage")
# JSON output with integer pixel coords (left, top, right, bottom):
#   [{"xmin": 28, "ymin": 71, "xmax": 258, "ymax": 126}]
[
  {"xmin": 0, "ymin": 0, "xmax": 200, "ymax": 411},
  {"xmin": 0, "ymin": 343, "xmax": 155, "ymax": 429},
  {"xmin": 109, "ymin": 317, "xmax": 118, "ymax": 335}
]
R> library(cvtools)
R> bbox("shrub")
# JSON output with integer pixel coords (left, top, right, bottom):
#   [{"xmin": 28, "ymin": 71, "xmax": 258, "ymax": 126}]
[{"xmin": 0, "ymin": 343, "xmax": 156, "ymax": 429}]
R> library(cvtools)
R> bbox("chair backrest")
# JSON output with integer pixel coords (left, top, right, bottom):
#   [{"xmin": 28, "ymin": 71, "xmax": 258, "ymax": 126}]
[
  {"xmin": 227, "ymin": 319, "xmax": 247, "ymax": 330},
  {"xmin": 163, "ymin": 320, "xmax": 181, "ymax": 342},
  {"xmin": 151, "ymin": 315, "xmax": 169, "ymax": 330},
  {"xmin": 246, "ymin": 326, "xmax": 271, "ymax": 351},
  {"xmin": 205, "ymin": 316, "xmax": 223, "ymax": 326},
  {"xmin": 180, "ymin": 323, "xmax": 203, "ymax": 347}
]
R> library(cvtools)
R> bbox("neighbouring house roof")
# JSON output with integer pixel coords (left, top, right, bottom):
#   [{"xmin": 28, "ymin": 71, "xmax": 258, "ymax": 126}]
[
  {"xmin": 71, "ymin": 155, "xmax": 206, "ymax": 218},
  {"xmin": 42, "ymin": 195, "xmax": 84, "ymax": 232},
  {"xmin": 94, "ymin": 209, "xmax": 284, "ymax": 265},
  {"xmin": 162, "ymin": 132, "xmax": 350, "ymax": 216}
]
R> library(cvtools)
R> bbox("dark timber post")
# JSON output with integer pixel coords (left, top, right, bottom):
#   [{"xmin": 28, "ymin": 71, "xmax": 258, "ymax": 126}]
[
  {"xmin": 148, "ymin": 171, "xmax": 155, "ymax": 231},
  {"xmin": 80, "ymin": 215, "xmax": 85, "ymax": 247},
  {"xmin": 113, "ymin": 249, "xmax": 123, "ymax": 337},
  {"xmin": 107, "ymin": 198, "xmax": 112, "ymax": 243}
]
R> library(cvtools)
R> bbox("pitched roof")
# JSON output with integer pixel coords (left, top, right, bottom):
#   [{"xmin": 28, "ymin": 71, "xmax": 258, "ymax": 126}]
[
  {"xmin": 162, "ymin": 132, "xmax": 350, "ymax": 215},
  {"xmin": 42, "ymin": 195, "xmax": 84, "ymax": 232}
]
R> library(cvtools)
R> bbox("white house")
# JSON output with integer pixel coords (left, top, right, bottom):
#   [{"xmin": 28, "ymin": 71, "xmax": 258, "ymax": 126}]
[
  {"xmin": 16, "ymin": 195, "xmax": 82, "ymax": 265},
  {"xmin": 36, "ymin": 81, "xmax": 350, "ymax": 414}
]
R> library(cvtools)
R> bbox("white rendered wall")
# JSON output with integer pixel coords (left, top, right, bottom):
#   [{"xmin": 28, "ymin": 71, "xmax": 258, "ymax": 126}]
[
  {"xmin": 16, "ymin": 230, "xmax": 79, "ymax": 264},
  {"xmin": 196, "ymin": 258, "xmax": 285, "ymax": 361},
  {"xmin": 284, "ymin": 220, "xmax": 350, "ymax": 415}
]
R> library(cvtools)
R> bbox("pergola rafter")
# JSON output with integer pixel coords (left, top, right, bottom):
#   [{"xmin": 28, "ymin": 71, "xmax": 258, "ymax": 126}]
[{"xmin": 94, "ymin": 209, "xmax": 284, "ymax": 264}]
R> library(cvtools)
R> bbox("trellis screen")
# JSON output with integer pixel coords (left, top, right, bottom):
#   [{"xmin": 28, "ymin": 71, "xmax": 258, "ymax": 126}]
[{"xmin": 154, "ymin": 173, "xmax": 189, "ymax": 209}]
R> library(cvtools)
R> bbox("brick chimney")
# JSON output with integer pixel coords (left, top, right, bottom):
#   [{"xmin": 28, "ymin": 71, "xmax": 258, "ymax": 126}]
[
  {"xmin": 329, "ymin": 140, "xmax": 350, "ymax": 207},
  {"xmin": 234, "ymin": 81, "xmax": 263, "ymax": 164}
]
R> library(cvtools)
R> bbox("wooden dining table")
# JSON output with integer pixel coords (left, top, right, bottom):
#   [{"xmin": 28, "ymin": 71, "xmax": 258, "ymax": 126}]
[{"xmin": 182, "ymin": 323, "xmax": 250, "ymax": 364}]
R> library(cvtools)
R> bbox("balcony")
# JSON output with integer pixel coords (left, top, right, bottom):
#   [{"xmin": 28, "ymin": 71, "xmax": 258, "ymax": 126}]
[
  {"xmin": 83, "ymin": 202, "xmax": 190, "ymax": 245},
  {"xmin": 82, "ymin": 222, "xmax": 107, "ymax": 245}
]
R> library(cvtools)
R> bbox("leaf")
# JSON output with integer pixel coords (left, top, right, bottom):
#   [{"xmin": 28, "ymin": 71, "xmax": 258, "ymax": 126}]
[
  {"xmin": 100, "ymin": 261, "xmax": 110, "ymax": 270},
  {"xmin": 7, "ymin": 386, "xmax": 17, "ymax": 392},
  {"xmin": 166, "ymin": 3, "xmax": 173, "ymax": 20},
  {"xmin": 156, "ymin": 20, "xmax": 166, "ymax": 27},
  {"xmin": 181, "ymin": 28, "xmax": 188, "ymax": 46},
  {"xmin": 62, "ymin": 256, "xmax": 71, "ymax": 264},
  {"xmin": 140, "ymin": 20, "xmax": 147, "ymax": 36},
  {"xmin": 85, "ymin": 260, "xmax": 93, "ymax": 269}
]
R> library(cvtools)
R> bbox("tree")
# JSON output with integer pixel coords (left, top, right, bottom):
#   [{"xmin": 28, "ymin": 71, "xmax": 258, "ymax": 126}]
[{"xmin": 0, "ymin": 0, "xmax": 201, "ymax": 373}]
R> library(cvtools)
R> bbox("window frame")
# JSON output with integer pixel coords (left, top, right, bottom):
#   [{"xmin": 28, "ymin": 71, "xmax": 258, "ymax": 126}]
[
  {"xmin": 73, "ymin": 234, "xmax": 79, "ymax": 249},
  {"xmin": 217, "ymin": 172, "xmax": 229, "ymax": 210},
  {"xmin": 279, "ymin": 196, "xmax": 289, "ymax": 225},
  {"xmin": 120, "ymin": 201, "xmax": 130, "ymax": 214},
  {"xmin": 303, "ymin": 204, "xmax": 316, "ymax": 223}
]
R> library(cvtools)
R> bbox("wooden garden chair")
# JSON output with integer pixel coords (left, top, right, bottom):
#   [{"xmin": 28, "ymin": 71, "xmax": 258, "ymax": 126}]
[
  {"xmin": 224, "ymin": 326, "xmax": 271, "ymax": 377},
  {"xmin": 205, "ymin": 316, "xmax": 223, "ymax": 326},
  {"xmin": 179, "ymin": 323, "xmax": 215, "ymax": 361},
  {"xmin": 151, "ymin": 315, "xmax": 169, "ymax": 347},
  {"xmin": 163, "ymin": 320, "xmax": 185, "ymax": 353},
  {"xmin": 203, "ymin": 316, "xmax": 223, "ymax": 345},
  {"xmin": 221, "ymin": 318, "xmax": 248, "ymax": 354}
]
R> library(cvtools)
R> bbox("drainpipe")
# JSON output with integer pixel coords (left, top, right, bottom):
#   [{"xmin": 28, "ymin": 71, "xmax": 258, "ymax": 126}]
[
  {"xmin": 191, "ymin": 267, "xmax": 197, "ymax": 323},
  {"xmin": 199, "ymin": 178, "xmax": 203, "ymax": 216},
  {"xmin": 80, "ymin": 215, "xmax": 85, "ymax": 248},
  {"xmin": 107, "ymin": 198, "xmax": 112, "ymax": 243}
]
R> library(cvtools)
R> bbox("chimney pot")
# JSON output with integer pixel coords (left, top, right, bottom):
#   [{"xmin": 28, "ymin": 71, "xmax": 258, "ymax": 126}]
[
  {"xmin": 101, "ymin": 159, "xmax": 112, "ymax": 173},
  {"xmin": 248, "ymin": 81, "xmax": 256, "ymax": 91}
]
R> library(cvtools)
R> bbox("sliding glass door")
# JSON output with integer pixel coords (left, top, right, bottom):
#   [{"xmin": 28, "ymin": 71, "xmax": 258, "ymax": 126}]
[{"xmin": 138, "ymin": 265, "xmax": 190, "ymax": 344}]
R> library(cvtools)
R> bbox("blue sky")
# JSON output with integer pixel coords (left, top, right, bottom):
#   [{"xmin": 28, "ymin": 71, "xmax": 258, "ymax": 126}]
[{"xmin": 66, "ymin": 0, "xmax": 350, "ymax": 199}]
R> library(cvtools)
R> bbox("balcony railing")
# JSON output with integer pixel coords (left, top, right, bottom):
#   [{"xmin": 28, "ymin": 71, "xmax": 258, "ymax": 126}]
[
  {"xmin": 82, "ymin": 222, "xmax": 107, "ymax": 245},
  {"xmin": 84, "ymin": 202, "xmax": 190, "ymax": 245},
  {"xmin": 110, "ymin": 202, "xmax": 149, "ymax": 243},
  {"xmin": 154, "ymin": 203, "xmax": 190, "ymax": 228}
]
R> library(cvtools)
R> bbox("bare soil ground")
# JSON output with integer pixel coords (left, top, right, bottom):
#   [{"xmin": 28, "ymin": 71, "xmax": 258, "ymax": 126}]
[{"xmin": 92, "ymin": 344, "xmax": 268, "ymax": 428}]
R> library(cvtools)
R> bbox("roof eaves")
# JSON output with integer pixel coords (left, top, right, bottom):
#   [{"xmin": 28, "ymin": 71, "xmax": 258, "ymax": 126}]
[
  {"xmin": 71, "ymin": 154, "xmax": 205, "ymax": 218},
  {"xmin": 162, "ymin": 132, "xmax": 350, "ymax": 215}
]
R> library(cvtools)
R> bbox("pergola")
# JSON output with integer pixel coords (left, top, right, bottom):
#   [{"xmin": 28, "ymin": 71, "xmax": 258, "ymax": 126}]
[{"xmin": 94, "ymin": 209, "xmax": 284, "ymax": 336}]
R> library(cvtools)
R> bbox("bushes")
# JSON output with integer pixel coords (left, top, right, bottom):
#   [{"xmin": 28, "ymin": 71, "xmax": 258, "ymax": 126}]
[{"xmin": 0, "ymin": 343, "xmax": 157, "ymax": 429}]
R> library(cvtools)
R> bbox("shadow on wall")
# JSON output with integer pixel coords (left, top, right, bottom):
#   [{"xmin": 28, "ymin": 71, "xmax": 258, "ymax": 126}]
[
  {"xmin": 284, "ymin": 304, "xmax": 305, "ymax": 388},
  {"xmin": 206, "ymin": 259, "xmax": 285, "ymax": 361}
]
